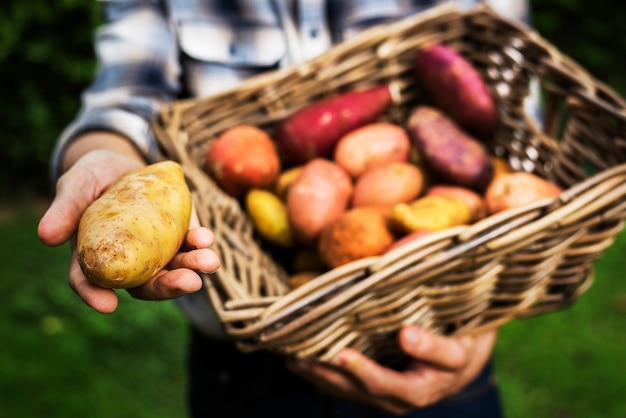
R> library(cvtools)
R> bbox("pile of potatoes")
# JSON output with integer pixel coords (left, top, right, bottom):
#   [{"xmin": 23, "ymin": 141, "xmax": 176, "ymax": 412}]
[{"xmin": 204, "ymin": 43, "xmax": 562, "ymax": 287}]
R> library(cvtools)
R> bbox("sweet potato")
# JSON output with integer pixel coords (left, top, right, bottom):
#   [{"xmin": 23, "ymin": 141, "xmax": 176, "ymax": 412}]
[
  {"xmin": 414, "ymin": 43, "xmax": 498, "ymax": 138},
  {"xmin": 407, "ymin": 106, "xmax": 494, "ymax": 191},
  {"xmin": 274, "ymin": 85, "xmax": 394, "ymax": 164},
  {"xmin": 485, "ymin": 172, "xmax": 563, "ymax": 214},
  {"xmin": 318, "ymin": 207, "xmax": 395, "ymax": 269},
  {"xmin": 352, "ymin": 162, "xmax": 424, "ymax": 208},
  {"xmin": 389, "ymin": 195, "xmax": 472, "ymax": 233},
  {"xmin": 426, "ymin": 184, "xmax": 487, "ymax": 223},
  {"xmin": 286, "ymin": 158, "xmax": 353, "ymax": 244},
  {"xmin": 333, "ymin": 122, "xmax": 411, "ymax": 178},
  {"xmin": 77, "ymin": 161, "xmax": 192, "ymax": 289},
  {"xmin": 205, "ymin": 124, "xmax": 281, "ymax": 198}
]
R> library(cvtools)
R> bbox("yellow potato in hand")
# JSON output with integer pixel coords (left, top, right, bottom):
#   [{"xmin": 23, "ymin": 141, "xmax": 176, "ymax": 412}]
[{"xmin": 77, "ymin": 161, "xmax": 192, "ymax": 289}]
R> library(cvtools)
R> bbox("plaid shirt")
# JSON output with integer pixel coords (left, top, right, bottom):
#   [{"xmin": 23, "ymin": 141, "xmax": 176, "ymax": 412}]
[{"xmin": 54, "ymin": 0, "xmax": 529, "ymax": 337}]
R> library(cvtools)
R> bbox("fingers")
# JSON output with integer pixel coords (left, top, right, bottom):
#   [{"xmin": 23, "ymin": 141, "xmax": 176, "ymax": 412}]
[
  {"xmin": 287, "ymin": 357, "xmax": 413, "ymax": 415},
  {"xmin": 38, "ymin": 150, "xmax": 143, "ymax": 247},
  {"xmin": 126, "ymin": 268, "xmax": 203, "ymax": 300},
  {"xmin": 68, "ymin": 250, "xmax": 119, "ymax": 313},
  {"xmin": 399, "ymin": 325, "xmax": 468, "ymax": 370}
]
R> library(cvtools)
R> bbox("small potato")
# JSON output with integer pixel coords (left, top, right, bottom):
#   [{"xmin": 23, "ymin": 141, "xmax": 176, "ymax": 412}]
[
  {"xmin": 205, "ymin": 124, "xmax": 281, "ymax": 198},
  {"xmin": 245, "ymin": 188, "xmax": 294, "ymax": 248},
  {"xmin": 77, "ymin": 161, "xmax": 192, "ymax": 289},
  {"xmin": 389, "ymin": 195, "xmax": 471, "ymax": 233},
  {"xmin": 334, "ymin": 122, "xmax": 411, "ymax": 178},
  {"xmin": 352, "ymin": 162, "xmax": 424, "ymax": 208},
  {"xmin": 288, "ymin": 271, "xmax": 322, "ymax": 289},
  {"xmin": 272, "ymin": 166, "xmax": 303, "ymax": 201},
  {"xmin": 426, "ymin": 184, "xmax": 487, "ymax": 223},
  {"xmin": 318, "ymin": 207, "xmax": 396, "ymax": 269},
  {"xmin": 287, "ymin": 158, "xmax": 353, "ymax": 244},
  {"xmin": 384, "ymin": 230, "xmax": 432, "ymax": 254},
  {"xmin": 485, "ymin": 172, "xmax": 563, "ymax": 214},
  {"xmin": 407, "ymin": 106, "xmax": 494, "ymax": 191}
]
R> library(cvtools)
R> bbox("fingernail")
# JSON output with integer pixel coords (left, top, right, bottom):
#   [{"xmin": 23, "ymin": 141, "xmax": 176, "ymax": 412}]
[{"xmin": 402, "ymin": 326, "xmax": 420, "ymax": 346}]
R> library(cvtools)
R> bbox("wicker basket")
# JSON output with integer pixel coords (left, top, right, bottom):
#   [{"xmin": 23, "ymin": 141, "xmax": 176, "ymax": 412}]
[{"xmin": 152, "ymin": 4, "xmax": 626, "ymax": 364}]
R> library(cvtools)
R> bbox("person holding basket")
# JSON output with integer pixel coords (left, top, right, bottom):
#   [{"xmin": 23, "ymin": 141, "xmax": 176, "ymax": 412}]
[{"xmin": 39, "ymin": 1, "xmax": 532, "ymax": 416}]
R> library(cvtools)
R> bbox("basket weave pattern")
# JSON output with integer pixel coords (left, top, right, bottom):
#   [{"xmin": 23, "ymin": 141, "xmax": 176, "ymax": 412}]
[{"xmin": 153, "ymin": 4, "xmax": 626, "ymax": 363}]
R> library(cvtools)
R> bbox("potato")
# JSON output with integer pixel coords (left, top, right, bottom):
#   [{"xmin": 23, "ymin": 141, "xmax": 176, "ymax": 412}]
[
  {"xmin": 288, "ymin": 271, "xmax": 322, "ymax": 289},
  {"xmin": 352, "ymin": 162, "xmax": 424, "ymax": 208},
  {"xmin": 384, "ymin": 230, "xmax": 432, "ymax": 254},
  {"xmin": 333, "ymin": 122, "xmax": 411, "ymax": 178},
  {"xmin": 245, "ymin": 188, "xmax": 294, "ymax": 248},
  {"xmin": 414, "ymin": 43, "xmax": 498, "ymax": 138},
  {"xmin": 205, "ymin": 124, "xmax": 281, "ymax": 198},
  {"xmin": 274, "ymin": 85, "xmax": 394, "ymax": 164},
  {"xmin": 485, "ymin": 172, "xmax": 563, "ymax": 214},
  {"xmin": 287, "ymin": 158, "xmax": 353, "ymax": 244},
  {"xmin": 389, "ymin": 195, "xmax": 471, "ymax": 233},
  {"xmin": 318, "ymin": 207, "xmax": 396, "ymax": 269},
  {"xmin": 426, "ymin": 184, "xmax": 487, "ymax": 222},
  {"xmin": 77, "ymin": 161, "xmax": 192, "ymax": 289},
  {"xmin": 491, "ymin": 156, "xmax": 513, "ymax": 179},
  {"xmin": 272, "ymin": 166, "xmax": 303, "ymax": 201},
  {"xmin": 407, "ymin": 106, "xmax": 494, "ymax": 191}
]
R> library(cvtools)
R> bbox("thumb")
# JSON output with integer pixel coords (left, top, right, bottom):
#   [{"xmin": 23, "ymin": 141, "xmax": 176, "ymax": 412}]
[
  {"xmin": 38, "ymin": 174, "xmax": 94, "ymax": 247},
  {"xmin": 399, "ymin": 325, "xmax": 468, "ymax": 370}
]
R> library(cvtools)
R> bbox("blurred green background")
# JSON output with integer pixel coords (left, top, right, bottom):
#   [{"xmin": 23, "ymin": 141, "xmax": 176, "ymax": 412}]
[{"xmin": 1, "ymin": 1, "xmax": 625, "ymax": 417}]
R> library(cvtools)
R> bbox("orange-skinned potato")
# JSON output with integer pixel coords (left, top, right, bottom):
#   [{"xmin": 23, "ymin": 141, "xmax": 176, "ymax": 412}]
[
  {"xmin": 414, "ymin": 43, "xmax": 498, "ymax": 138},
  {"xmin": 77, "ymin": 161, "xmax": 192, "ymax": 289},
  {"xmin": 205, "ymin": 124, "xmax": 281, "ymax": 198},
  {"xmin": 352, "ymin": 162, "xmax": 424, "ymax": 208},
  {"xmin": 485, "ymin": 172, "xmax": 563, "ymax": 214},
  {"xmin": 286, "ymin": 158, "xmax": 353, "ymax": 245},
  {"xmin": 318, "ymin": 207, "xmax": 395, "ymax": 268},
  {"xmin": 333, "ymin": 122, "xmax": 411, "ymax": 178},
  {"xmin": 407, "ymin": 106, "xmax": 494, "ymax": 191}
]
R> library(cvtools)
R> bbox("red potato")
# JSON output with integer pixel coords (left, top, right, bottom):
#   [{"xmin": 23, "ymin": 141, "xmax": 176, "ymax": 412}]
[
  {"xmin": 352, "ymin": 162, "xmax": 424, "ymax": 208},
  {"xmin": 286, "ymin": 158, "xmax": 353, "ymax": 244},
  {"xmin": 485, "ymin": 172, "xmax": 563, "ymax": 214},
  {"xmin": 274, "ymin": 85, "xmax": 394, "ymax": 165},
  {"xmin": 426, "ymin": 184, "xmax": 487, "ymax": 223},
  {"xmin": 414, "ymin": 43, "xmax": 498, "ymax": 138},
  {"xmin": 205, "ymin": 125, "xmax": 281, "ymax": 198},
  {"xmin": 333, "ymin": 122, "xmax": 411, "ymax": 178},
  {"xmin": 407, "ymin": 106, "xmax": 494, "ymax": 191}
]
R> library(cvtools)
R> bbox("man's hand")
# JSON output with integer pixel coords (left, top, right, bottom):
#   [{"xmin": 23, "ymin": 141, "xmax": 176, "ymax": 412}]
[
  {"xmin": 287, "ymin": 326, "xmax": 496, "ymax": 415},
  {"xmin": 38, "ymin": 148, "xmax": 221, "ymax": 313}
]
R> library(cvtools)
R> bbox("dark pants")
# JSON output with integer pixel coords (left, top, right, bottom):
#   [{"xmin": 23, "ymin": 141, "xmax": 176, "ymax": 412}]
[{"xmin": 187, "ymin": 327, "xmax": 504, "ymax": 418}]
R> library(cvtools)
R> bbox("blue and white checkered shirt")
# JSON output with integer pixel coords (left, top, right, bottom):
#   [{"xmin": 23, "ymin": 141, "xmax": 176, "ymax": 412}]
[{"xmin": 53, "ymin": 0, "xmax": 529, "ymax": 337}]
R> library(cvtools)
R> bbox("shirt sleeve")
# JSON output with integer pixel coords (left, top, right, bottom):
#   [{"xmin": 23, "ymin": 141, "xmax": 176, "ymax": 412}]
[{"xmin": 50, "ymin": 0, "xmax": 182, "ymax": 181}]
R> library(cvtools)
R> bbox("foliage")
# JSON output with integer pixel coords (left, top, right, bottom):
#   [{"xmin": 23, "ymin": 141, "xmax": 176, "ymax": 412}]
[{"xmin": 0, "ymin": 1, "xmax": 100, "ymax": 200}]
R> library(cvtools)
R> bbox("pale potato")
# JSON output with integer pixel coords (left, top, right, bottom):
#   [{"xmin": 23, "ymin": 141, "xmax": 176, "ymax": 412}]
[{"xmin": 77, "ymin": 161, "xmax": 192, "ymax": 289}]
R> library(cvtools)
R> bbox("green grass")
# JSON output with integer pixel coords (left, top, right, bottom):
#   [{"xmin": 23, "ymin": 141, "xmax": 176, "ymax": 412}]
[
  {"xmin": 1, "ymin": 203, "xmax": 625, "ymax": 417},
  {"xmin": 0, "ymin": 205, "xmax": 189, "ymax": 418}
]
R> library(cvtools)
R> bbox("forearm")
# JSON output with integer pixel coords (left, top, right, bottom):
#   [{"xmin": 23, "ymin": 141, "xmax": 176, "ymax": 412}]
[{"xmin": 61, "ymin": 132, "xmax": 147, "ymax": 174}]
